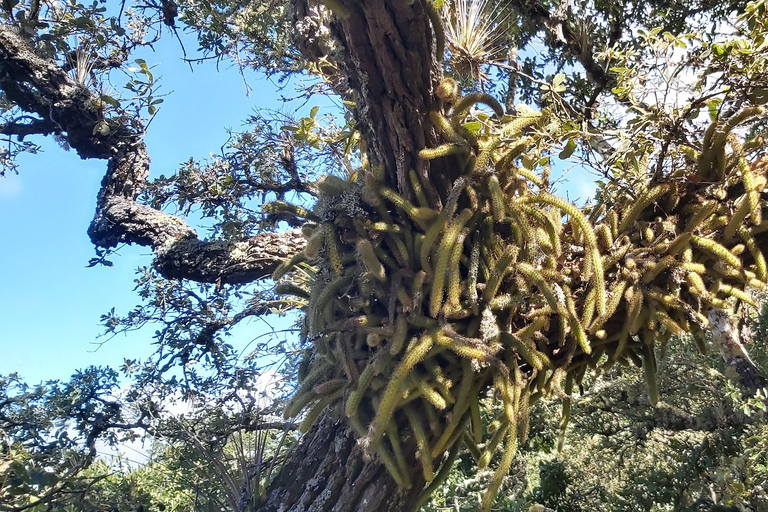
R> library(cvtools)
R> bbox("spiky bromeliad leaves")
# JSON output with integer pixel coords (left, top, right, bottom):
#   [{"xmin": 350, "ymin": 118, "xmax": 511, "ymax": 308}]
[
  {"xmin": 272, "ymin": 88, "xmax": 768, "ymax": 509},
  {"xmin": 441, "ymin": 0, "xmax": 510, "ymax": 84}
]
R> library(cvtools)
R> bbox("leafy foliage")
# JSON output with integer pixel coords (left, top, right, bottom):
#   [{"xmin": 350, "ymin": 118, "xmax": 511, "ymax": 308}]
[
  {"xmin": 4, "ymin": 0, "xmax": 768, "ymax": 510},
  {"xmin": 424, "ymin": 337, "xmax": 768, "ymax": 511},
  {"xmin": 0, "ymin": 368, "xmax": 126, "ymax": 511}
]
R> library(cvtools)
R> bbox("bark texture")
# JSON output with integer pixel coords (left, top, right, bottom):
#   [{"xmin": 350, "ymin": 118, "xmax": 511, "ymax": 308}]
[
  {"xmin": 708, "ymin": 308, "xmax": 768, "ymax": 395},
  {"xmin": 0, "ymin": 25, "xmax": 305, "ymax": 285},
  {"xmin": 258, "ymin": 414, "xmax": 422, "ymax": 512},
  {"xmin": 293, "ymin": 0, "xmax": 443, "ymax": 203},
  {"xmin": 256, "ymin": 2, "xmax": 442, "ymax": 510}
]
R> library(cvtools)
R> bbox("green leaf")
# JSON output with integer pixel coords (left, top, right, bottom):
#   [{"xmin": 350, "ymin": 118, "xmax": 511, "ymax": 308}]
[
  {"xmin": 100, "ymin": 95, "xmax": 120, "ymax": 108},
  {"xmin": 611, "ymin": 86, "xmax": 627, "ymax": 96},
  {"xmin": 707, "ymin": 98, "xmax": 722, "ymax": 122},
  {"xmin": 559, "ymin": 138, "xmax": 577, "ymax": 159},
  {"xmin": 462, "ymin": 121, "xmax": 482, "ymax": 134}
]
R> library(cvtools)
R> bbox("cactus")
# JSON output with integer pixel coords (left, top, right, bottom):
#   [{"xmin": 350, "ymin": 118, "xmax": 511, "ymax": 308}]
[{"xmin": 267, "ymin": 89, "xmax": 768, "ymax": 510}]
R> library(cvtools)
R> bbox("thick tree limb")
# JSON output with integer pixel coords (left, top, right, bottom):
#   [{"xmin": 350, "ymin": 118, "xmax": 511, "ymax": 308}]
[
  {"xmin": 0, "ymin": 24, "xmax": 304, "ymax": 284},
  {"xmin": 508, "ymin": 0, "xmax": 612, "ymax": 90},
  {"xmin": 0, "ymin": 26, "xmax": 116, "ymax": 158},
  {"xmin": 152, "ymin": 229, "xmax": 307, "ymax": 284},
  {"xmin": 61, "ymin": 48, "xmax": 130, "ymax": 74},
  {"xmin": 0, "ymin": 118, "xmax": 58, "ymax": 138},
  {"xmin": 708, "ymin": 308, "xmax": 768, "ymax": 395},
  {"xmin": 583, "ymin": 395, "xmax": 751, "ymax": 436}
]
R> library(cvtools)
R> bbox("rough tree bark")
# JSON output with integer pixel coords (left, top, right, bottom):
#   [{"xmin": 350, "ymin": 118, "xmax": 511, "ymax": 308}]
[
  {"xmin": 253, "ymin": 2, "xmax": 442, "ymax": 510},
  {"xmin": 0, "ymin": 25, "xmax": 305, "ymax": 285},
  {"xmin": 3, "ymin": 0, "xmax": 768, "ymax": 510},
  {"xmin": 708, "ymin": 308, "xmax": 768, "ymax": 395},
  {"xmin": 1, "ymin": 0, "xmax": 442, "ymax": 509},
  {"xmin": 292, "ymin": 0, "xmax": 442, "ymax": 201},
  {"xmin": 257, "ymin": 413, "xmax": 423, "ymax": 512}
]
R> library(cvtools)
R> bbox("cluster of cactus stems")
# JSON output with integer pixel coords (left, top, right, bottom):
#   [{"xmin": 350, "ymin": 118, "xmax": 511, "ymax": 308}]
[{"xmin": 271, "ymin": 90, "xmax": 768, "ymax": 509}]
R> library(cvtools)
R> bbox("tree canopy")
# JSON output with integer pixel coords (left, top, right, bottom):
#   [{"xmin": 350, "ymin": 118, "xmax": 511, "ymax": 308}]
[{"xmin": 2, "ymin": 0, "xmax": 768, "ymax": 511}]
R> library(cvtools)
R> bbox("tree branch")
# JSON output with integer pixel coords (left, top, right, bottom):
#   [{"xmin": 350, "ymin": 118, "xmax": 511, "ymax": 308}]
[
  {"xmin": 708, "ymin": 308, "xmax": 768, "ymax": 395},
  {"xmin": 0, "ymin": 118, "xmax": 58, "ymax": 139},
  {"xmin": 0, "ymin": 24, "xmax": 305, "ymax": 285},
  {"xmin": 61, "ymin": 48, "xmax": 130, "ymax": 74},
  {"xmin": 508, "ymin": 0, "xmax": 613, "ymax": 89}
]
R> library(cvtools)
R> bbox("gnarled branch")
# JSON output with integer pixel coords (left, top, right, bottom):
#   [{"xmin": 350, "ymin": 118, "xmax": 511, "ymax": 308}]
[{"xmin": 0, "ymin": 24, "xmax": 304, "ymax": 284}]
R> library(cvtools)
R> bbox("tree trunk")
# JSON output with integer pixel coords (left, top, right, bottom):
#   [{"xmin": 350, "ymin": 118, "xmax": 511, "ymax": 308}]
[
  {"xmin": 256, "ymin": 413, "xmax": 424, "ymax": 512},
  {"xmin": 256, "ymin": 3, "xmax": 443, "ymax": 510},
  {"xmin": 292, "ymin": 0, "xmax": 442, "ymax": 202}
]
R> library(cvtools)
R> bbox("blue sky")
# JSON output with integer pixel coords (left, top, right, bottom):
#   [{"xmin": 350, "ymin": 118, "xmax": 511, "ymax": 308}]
[
  {"xmin": 0, "ymin": 31, "xmax": 302, "ymax": 384},
  {"xmin": 0, "ymin": 29, "xmax": 598, "ymax": 386}
]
